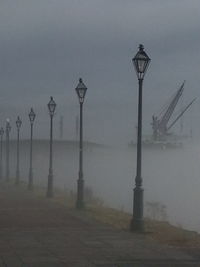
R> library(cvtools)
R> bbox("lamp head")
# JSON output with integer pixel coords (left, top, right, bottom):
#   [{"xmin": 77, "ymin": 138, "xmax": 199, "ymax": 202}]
[
  {"xmin": 29, "ymin": 108, "xmax": 36, "ymax": 123},
  {"xmin": 132, "ymin": 44, "xmax": 151, "ymax": 80},
  {"xmin": 16, "ymin": 116, "xmax": 22, "ymax": 130},
  {"xmin": 75, "ymin": 78, "xmax": 87, "ymax": 103},
  {"xmin": 48, "ymin": 96, "xmax": 56, "ymax": 116}
]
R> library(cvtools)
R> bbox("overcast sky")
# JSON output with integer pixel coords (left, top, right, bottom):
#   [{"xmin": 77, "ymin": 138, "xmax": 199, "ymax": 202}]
[{"xmin": 0, "ymin": 0, "xmax": 200, "ymax": 143}]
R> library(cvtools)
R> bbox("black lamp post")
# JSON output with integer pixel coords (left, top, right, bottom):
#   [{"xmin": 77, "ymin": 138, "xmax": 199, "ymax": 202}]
[
  {"xmin": 28, "ymin": 108, "xmax": 36, "ymax": 190},
  {"xmin": 0, "ymin": 127, "xmax": 4, "ymax": 180},
  {"xmin": 6, "ymin": 119, "xmax": 11, "ymax": 182},
  {"xmin": 75, "ymin": 78, "xmax": 87, "ymax": 209},
  {"xmin": 130, "ymin": 44, "xmax": 150, "ymax": 231},
  {"xmin": 46, "ymin": 96, "xmax": 56, "ymax": 198},
  {"xmin": 15, "ymin": 116, "xmax": 22, "ymax": 185}
]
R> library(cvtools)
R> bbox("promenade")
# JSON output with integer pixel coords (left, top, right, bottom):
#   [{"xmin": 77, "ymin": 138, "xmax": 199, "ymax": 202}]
[{"xmin": 0, "ymin": 182, "xmax": 199, "ymax": 267}]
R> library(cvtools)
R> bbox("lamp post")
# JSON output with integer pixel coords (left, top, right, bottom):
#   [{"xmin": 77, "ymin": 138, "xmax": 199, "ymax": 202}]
[
  {"xmin": 130, "ymin": 44, "xmax": 151, "ymax": 231},
  {"xmin": 15, "ymin": 116, "xmax": 22, "ymax": 185},
  {"xmin": 0, "ymin": 128, "xmax": 4, "ymax": 180},
  {"xmin": 75, "ymin": 78, "xmax": 87, "ymax": 209},
  {"xmin": 46, "ymin": 96, "xmax": 56, "ymax": 198},
  {"xmin": 28, "ymin": 108, "xmax": 36, "ymax": 190},
  {"xmin": 6, "ymin": 119, "xmax": 11, "ymax": 182}
]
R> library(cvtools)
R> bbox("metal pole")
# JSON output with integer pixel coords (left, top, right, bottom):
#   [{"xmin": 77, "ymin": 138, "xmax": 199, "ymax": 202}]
[
  {"xmin": 6, "ymin": 127, "xmax": 9, "ymax": 182},
  {"xmin": 0, "ymin": 133, "xmax": 3, "ymax": 180},
  {"xmin": 28, "ymin": 123, "xmax": 33, "ymax": 190},
  {"xmin": 130, "ymin": 78, "xmax": 144, "ymax": 231},
  {"xmin": 76, "ymin": 102, "xmax": 84, "ymax": 209},
  {"xmin": 47, "ymin": 114, "xmax": 54, "ymax": 198},
  {"xmin": 15, "ymin": 128, "xmax": 20, "ymax": 185}
]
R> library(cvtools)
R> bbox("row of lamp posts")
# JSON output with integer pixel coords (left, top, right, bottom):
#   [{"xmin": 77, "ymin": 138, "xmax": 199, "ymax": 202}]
[
  {"xmin": 0, "ymin": 44, "xmax": 150, "ymax": 232},
  {"xmin": 45, "ymin": 78, "xmax": 87, "ymax": 203},
  {"xmin": 0, "ymin": 78, "xmax": 87, "ymax": 211}
]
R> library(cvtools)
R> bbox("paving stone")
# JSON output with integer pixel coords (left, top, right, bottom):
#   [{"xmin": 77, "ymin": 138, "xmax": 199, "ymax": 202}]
[
  {"xmin": 0, "ymin": 184, "xmax": 199, "ymax": 267},
  {"xmin": 1, "ymin": 256, "xmax": 23, "ymax": 267},
  {"xmin": 23, "ymin": 261, "xmax": 67, "ymax": 267}
]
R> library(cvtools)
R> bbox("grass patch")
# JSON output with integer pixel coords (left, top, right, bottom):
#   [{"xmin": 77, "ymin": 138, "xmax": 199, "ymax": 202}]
[
  {"xmin": 49, "ymin": 188, "xmax": 200, "ymax": 248},
  {"xmin": 85, "ymin": 204, "xmax": 131, "ymax": 230},
  {"xmin": 11, "ymin": 181, "xmax": 200, "ymax": 249}
]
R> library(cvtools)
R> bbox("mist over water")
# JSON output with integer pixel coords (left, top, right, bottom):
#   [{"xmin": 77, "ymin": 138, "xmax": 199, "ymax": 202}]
[
  {"xmin": 6, "ymin": 138, "xmax": 200, "ymax": 232},
  {"xmin": 83, "ymin": 141, "xmax": 200, "ymax": 232}
]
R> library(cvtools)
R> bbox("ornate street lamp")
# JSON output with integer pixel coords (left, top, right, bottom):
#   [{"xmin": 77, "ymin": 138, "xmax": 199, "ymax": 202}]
[
  {"xmin": 130, "ymin": 44, "xmax": 151, "ymax": 231},
  {"xmin": 0, "ymin": 127, "xmax": 4, "ymax": 180},
  {"xmin": 75, "ymin": 78, "xmax": 87, "ymax": 209},
  {"xmin": 15, "ymin": 116, "xmax": 22, "ymax": 185},
  {"xmin": 46, "ymin": 96, "xmax": 56, "ymax": 198},
  {"xmin": 5, "ymin": 119, "xmax": 11, "ymax": 182},
  {"xmin": 28, "ymin": 108, "xmax": 36, "ymax": 190}
]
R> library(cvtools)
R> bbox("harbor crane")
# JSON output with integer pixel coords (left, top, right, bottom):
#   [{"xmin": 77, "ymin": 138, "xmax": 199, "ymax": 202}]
[{"xmin": 152, "ymin": 81, "xmax": 196, "ymax": 141}]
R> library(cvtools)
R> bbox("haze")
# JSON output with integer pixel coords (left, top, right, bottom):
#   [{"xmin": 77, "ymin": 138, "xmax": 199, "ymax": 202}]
[{"xmin": 1, "ymin": 0, "xmax": 200, "ymax": 231}]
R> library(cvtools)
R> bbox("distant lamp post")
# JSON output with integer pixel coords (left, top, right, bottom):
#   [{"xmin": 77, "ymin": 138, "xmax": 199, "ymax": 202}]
[
  {"xmin": 28, "ymin": 108, "xmax": 36, "ymax": 190},
  {"xmin": 46, "ymin": 96, "xmax": 56, "ymax": 198},
  {"xmin": 0, "ymin": 127, "xmax": 4, "ymax": 180},
  {"xmin": 75, "ymin": 78, "xmax": 87, "ymax": 209},
  {"xmin": 6, "ymin": 119, "xmax": 11, "ymax": 182},
  {"xmin": 130, "ymin": 44, "xmax": 151, "ymax": 232},
  {"xmin": 15, "ymin": 116, "xmax": 22, "ymax": 185}
]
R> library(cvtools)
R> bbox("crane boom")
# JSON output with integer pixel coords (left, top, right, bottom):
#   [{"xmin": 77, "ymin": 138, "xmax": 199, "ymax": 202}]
[
  {"xmin": 167, "ymin": 98, "xmax": 196, "ymax": 131},
  {"xmin": 151, "ymin": 81, "xmax": 197, "ymax": 141},
  {"xmin": 157, "ymin": 81, "xmax": 185, "ymax": 135}
]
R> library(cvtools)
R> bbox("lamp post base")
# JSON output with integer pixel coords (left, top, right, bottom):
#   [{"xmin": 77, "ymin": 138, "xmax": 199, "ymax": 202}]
[
  {"xmin": 46, "ymin": 190, "xmax": 53, "ymax": 198},
  {"xmin": 76, "ymin": 200, "xmax": 84, "ymax": 209},
  {"xmin": 130, "ymin": 217, "xmax": 144, "ymax": 232},
  {"xmin": 28, "ymin": 182, "xmax": 33, "ymax": 191},
  {"xmin": 46, "ymin": 174, "xmax": 53, "ymax": 198},
  {"xmin": 76, "ymin": 179, "xmax": 84, "ymax": 209},
  {"xmin": 130, "ymin": 186, "xmax": 144, "ymax": 232},
  {"xmin": 76, "ymin": 200, "xmax": 85, "ymax": 210},
  {"xmin": 15, "ymin": 169, "xmax": 20, "ymax": 186},
  {"xmin": 28, "ymin": 169, "xmax": 33, "ymax": 191}
]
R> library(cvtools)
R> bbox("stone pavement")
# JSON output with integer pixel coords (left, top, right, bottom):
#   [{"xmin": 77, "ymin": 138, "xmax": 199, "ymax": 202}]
[{"xmin": 0, "ymin": 183, "xmax": 199, "ymax": 266}]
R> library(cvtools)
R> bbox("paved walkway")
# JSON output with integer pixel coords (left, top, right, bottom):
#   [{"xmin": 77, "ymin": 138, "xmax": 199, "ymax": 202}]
[{"xmin": 0, "ymin": 183, "xmax": 199, "ymax": 266}]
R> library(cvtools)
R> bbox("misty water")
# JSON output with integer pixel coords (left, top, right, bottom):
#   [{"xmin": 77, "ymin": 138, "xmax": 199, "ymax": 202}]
[{"xmin": 6, "ymin": 139, "xmax": 200, "ymax": 233}]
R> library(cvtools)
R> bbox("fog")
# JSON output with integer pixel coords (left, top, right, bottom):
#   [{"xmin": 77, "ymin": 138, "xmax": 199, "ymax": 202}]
[
  {"xmin": 1, "ymin": 0, "xmax": 200, "ymax": 144},
  {"xmin": 1, "ymin": 0, "xmax": 200, "ymax": 233},
  {"xmin": 5, "ymin": 139, "xmax": 200, "ymax": 232}
]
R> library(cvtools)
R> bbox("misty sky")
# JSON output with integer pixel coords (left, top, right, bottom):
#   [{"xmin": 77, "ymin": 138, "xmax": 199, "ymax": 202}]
[{"xmin": 1, "ymin": 0, "xmax": 200, "ymax": 144}]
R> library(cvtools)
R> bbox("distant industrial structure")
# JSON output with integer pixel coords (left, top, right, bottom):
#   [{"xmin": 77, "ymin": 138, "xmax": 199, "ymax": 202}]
[
  {"xmin": 151, "ymin": 81, "xmax": 196, "ymax": 141},
  {"xmin": 129, "ymin": 81, "xmax": 196, "ymax": 149}
]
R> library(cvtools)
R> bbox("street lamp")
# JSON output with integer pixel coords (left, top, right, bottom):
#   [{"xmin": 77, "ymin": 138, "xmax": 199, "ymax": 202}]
[
  {"xmin": 15, "ymin": 116, "xmax": 22, "ymax": 185},
  {"xmin": 5, "ymin": 119, "xmax": 11, "ymax": 182},
  {"xmin": 46, "ymin": 96, "xmax": 56, "ymax": 198},
  {"xmin": 75, "ymin": 78, "xmax": 87, "ymax": 209},
  {"xmin": 0, "ymin": 128, "xmax": 4, "ymax": 180},
  {"xmin": 130, "ymin": 44, "xmax": 151, "ymax": 231},
  {"xmin": 28, "ymin": 108, "xmax": 36, "ymax": 190}
]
